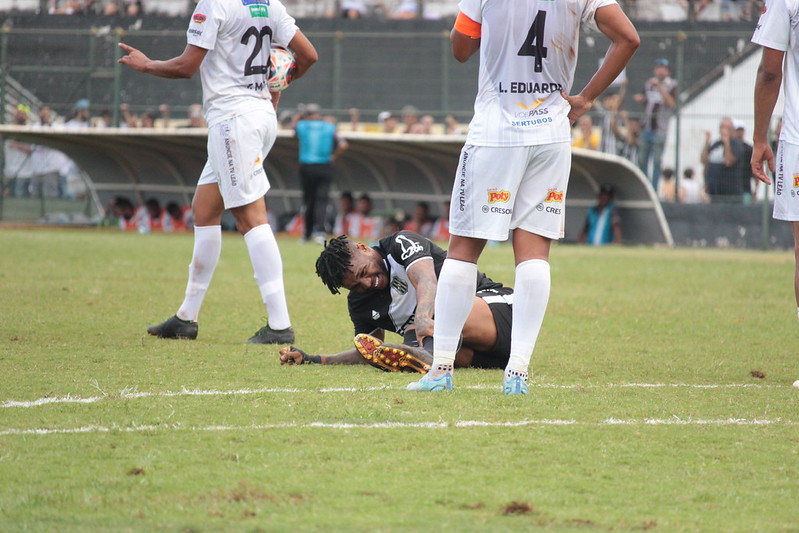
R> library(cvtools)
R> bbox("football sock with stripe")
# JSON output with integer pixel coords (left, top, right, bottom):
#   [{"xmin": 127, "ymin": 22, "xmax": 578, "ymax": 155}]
[
  {"xmin": 244, "ymin": 224, "xmax": 291, "ymax": 331},
  {"xmin": 177, "ymin": 225, "xmax": 222, "ymax": 322}
]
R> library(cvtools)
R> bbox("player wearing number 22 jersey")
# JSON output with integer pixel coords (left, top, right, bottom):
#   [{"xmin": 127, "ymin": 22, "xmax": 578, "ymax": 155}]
[
  {"xmin": 408, "ymin": 0, "xmax": 639, "ymax": 394},
  {"xmin": 118, "ymin": 1, "xmax": 318, "ymax": 345}
]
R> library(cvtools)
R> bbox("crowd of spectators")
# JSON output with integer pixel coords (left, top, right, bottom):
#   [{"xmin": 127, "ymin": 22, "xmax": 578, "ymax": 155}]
[
  {"xmin": 32, "ymin": 0, "xmax": 765, "ymax": 21},
  {"xmin": 105, "ymin": 195, "xmax": 192, "ymax": 232}
]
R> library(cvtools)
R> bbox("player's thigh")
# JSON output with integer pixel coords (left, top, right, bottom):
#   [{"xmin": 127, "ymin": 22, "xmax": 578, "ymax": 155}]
[
  {"xmin": 191, "ymin": 182, "xmax": 225, "ymax": 225},
  {"xmin": 462, "ymin": 296, "xmax": 498, "ymax": 353},
  {"xmin": 773, "ymin": 141, "xmax": 799, "ymax": 222},
  {"xmin": 449, "ymin": 145, "xmax": 530, "ymax": 241},
  {"xmin": 511, "ymin": 142, "xmax": 571, "ymax": 240}
]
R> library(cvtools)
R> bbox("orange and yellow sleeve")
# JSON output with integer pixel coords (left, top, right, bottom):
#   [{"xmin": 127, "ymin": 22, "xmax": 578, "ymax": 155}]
[{"xmin": 454, "ymin": 11, "xmax": 481, "ymax": 39}]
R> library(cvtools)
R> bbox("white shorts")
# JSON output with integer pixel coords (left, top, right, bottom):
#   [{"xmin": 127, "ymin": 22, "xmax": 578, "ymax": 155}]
[
  {"xmin": 773, "ymin": 140, "xmax": 799, "ymax": 222},
  {"xmin": 197, "ymin": 107, "xmax": 277, "ymax": 209},
  {"xmin": 449, "ymin": 143, "xmax": 571, "ymax": 241}
]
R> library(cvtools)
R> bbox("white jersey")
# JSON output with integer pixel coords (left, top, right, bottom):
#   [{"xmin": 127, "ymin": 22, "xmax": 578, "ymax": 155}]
[
  {"xmin": 459, "ymin": 0, "xmax": 616, "ymax": 147},
  {"xmin": 187, "ymin": 0, "xmax": 298, "ymax": 126},
  {"xmin": 752, "ymin": 0, "xmax": 799, "ymax": 145}
]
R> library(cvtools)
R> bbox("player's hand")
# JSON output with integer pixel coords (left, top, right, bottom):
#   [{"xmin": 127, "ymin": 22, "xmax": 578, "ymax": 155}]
[
  {"xmin": 118, "ymin": 43, "xmax": 150, "ymax": 72},
  {"xmin": 279, "ymin": 346, "xmax": 304, "ymax": 365},
  {"xmin": 751, "ymin": 140, "xmax": 774, "ymax": 185},
  {"xmin": 270, "ymin": 91, "xmax": 281, "ymax": 112},
  {"xmin": 411, "ymin": 317, "xmax": 434, "ymax": 348},
  {"xmin": 561, "ymin": 92, "xmax": 592, "ymax": 126}
]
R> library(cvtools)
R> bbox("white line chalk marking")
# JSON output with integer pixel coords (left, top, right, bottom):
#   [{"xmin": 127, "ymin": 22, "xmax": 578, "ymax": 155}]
[
  {"xmin": 0, "ymin": 417, "xmax": 793, "ymax": 437},
  {"xmin": 1, "ymin": 382, "xmax": 780, "ymax": 409}
]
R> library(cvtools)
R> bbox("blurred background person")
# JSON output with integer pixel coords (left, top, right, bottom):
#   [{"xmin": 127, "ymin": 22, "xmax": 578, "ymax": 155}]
[
  {"xmin": 658, "ymin": 167, "xmax": 676, "ymax": 203},
  {"xmin": 400, "ymin": 105, "xmax": 420, "ymax": 134},
  {"xmin": 578, "ymin": 184, "xmax": 622, "ymax": 246},
  {"xmin": 734, "ymin": 121, "xmax": 756, "ymax": 203},
  {"xmin": 347, "ymin": 193, "xmax": 382, "ymax": 240},
  {"xmin": 332, "ymin": 191, "xmax": 354, "ymax": 235},
  {"xmin": 295, "ymin": 103, "xmax": 349, "ymax": 243},
  {"xmin": 403, "ymin": 201, "xmax": 433, "ymax": 236},
  {"xmin": 634, "ymin": 58, "xmax": 677, "ymax": 192},
  {"xmin": 701, "ymin": 117, "xmax": 744, "ymax": 203},
  {"xmin": 572, "ymin": 115, "xmax": 601, "ymax": 151},
  {"xmin": 429, "ymin": 201, "xmax": 450, "ymax": 242},
  {"xmin": 678, "ymin": 167, "xmax": 707, "ymax": 204}
]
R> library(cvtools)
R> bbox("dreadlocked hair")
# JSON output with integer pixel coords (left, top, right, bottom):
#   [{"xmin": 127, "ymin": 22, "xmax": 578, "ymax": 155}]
[{"xmin": 315, "ymin": 235, "xmax": 353, "ymax": 295}]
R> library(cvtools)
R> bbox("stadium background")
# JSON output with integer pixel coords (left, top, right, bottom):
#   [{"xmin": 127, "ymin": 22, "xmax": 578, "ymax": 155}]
[{"xmin": 0, "ymin": 0, "xmax": 792, "ymax": 248}]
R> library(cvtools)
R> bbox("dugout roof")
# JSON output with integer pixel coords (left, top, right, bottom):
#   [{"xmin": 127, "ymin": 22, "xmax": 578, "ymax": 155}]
[{"xmin": 0, "ymin": 126, "xmax": 672, "ymax": 245}]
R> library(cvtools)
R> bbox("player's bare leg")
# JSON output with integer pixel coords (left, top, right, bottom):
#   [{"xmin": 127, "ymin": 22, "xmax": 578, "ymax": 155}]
[
  {"xmin": 408, "ymin": 235, "xmax": 486, "ymax": 391},
  {"xmin": 233, "ymin": 198, "xmax": 294, "ymax": 344},
  {"xmin": 147, "ymin": 183, "xmax": 224, "ymax": 339},
  {"xmin": 503, "ymin": 229, "xmax": 553, "ymax": 394},
  {"xmin": 792, "ymin": 222, "xmax": 799, "ymax": 321}
]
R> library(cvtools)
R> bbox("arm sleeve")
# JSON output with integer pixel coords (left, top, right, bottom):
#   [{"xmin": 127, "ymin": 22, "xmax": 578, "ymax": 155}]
[
  {"xmin": 454, "ymin": 11, "xmax": 481, "ymax": 38},
  {"xmin": 186, "ymin": 0, "xmax": 219, "ymax": 50},
  {"xmin": 387, "ymin": 231, "xmax": 434, "ymax": 269}
]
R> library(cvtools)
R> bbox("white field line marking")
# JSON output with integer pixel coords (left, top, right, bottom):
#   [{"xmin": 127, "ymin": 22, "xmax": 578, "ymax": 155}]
[
  {"xmin": 0, "ymin": 417, "xmax": 794, "ymax": 437},
  {"xmin": 0, "ymin": 382, "xmax": 779, "ymax": 409}
]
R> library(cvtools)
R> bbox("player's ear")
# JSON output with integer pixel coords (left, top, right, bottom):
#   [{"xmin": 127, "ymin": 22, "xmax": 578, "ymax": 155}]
[{"xmin": 354, "ymin": 242, "xmax": 368, "ymax": 252}]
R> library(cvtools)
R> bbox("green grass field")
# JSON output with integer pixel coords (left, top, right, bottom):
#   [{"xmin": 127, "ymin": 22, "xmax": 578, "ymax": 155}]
[{"xmin": 1, "ymin": 228, "xmax": 797, "ymax": 532}]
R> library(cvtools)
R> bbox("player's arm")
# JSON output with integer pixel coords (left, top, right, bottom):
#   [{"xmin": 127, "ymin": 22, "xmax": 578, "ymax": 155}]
[
  {"xmin": 563, "ymin": 5, "xmax": 639, "ymax": 125},
  {"xmin": 451, "ymin": 12, "xmax": 481, "ymax": 63},
  {"xmin": 278, "ymin": 328, "xmax": 385, "ymax": 365},
  {"xmin": 332, "ymin": 136, "xmax": 349, "ymax": 162},
  {"xmin": 287, "ymin": 30, "xmax": 318, "ymax": 82},
  {"xmin": 406, "ymin": 258, "xmax": 437, "ymax": 345},
  {"xmin": 752, "ymin": 46, "xmax": 784, "ymax": 185},
  {"xmin": 118, "ymin": 43, "xmax": 207, "ymax": 79}
]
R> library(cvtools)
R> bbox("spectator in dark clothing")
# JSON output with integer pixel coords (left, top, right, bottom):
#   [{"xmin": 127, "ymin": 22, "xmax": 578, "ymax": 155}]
[
  {"xmin": 734, "ymin": 121, "xmax": 756, "ymax": 203},
  {"xmin": 701, "ymin": 117, "xmax": 745, "ymax": 203}
]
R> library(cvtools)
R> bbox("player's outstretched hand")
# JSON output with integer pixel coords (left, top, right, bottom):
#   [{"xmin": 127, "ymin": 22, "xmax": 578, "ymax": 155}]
[
  {"xmin": 118, "ymin": 43, "xmax": 150, "ymax": 72},
  {"xmin": 279, "ymin": 346, "xmax": 305, "ymax": 365}
]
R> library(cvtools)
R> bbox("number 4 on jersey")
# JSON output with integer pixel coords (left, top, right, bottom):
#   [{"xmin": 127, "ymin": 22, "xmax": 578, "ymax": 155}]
[{"xmin": 517, "ymin": 10, "xmax": 547, "ymax": 73}]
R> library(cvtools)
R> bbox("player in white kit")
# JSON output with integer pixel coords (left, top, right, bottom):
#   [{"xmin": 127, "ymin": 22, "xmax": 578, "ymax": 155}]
[
  {"xmin": 752, "ymin": 0, "xmax": 799, "ymax": 328},
  {"xmin": 408, "ymin": 0, "xmax": 639, "ymax": 393},
  {"xmin": 118, "ymin": 0, "xmax": 318, "ymax": 343}
]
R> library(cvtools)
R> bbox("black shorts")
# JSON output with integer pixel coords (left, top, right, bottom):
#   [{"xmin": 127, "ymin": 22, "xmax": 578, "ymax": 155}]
[{"xmin": 470, "ymin": 286, "xmax": 513, "ymax": 369}]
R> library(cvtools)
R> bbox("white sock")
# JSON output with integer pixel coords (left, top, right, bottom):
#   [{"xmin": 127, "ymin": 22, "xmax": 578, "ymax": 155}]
[
  {"xmin": 432, "ymin": 258, "xmax": 477, "ymax": 372},
  {"xmin": 176, "ymin": 225, "xmax": 222, "ymax": 322},
  {"xmin": 796, "ymin": 307, "xmax": 799, "ymax": 321},
  {"xmin": 244, "ymin": 224, "xmax": 291, "ymax": 330},
  {"xmin": 507, "ymin": 259, "xmax": 551, "ymax": 375}
]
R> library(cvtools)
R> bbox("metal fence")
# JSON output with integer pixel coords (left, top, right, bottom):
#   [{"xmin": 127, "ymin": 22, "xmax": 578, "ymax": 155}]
[{"xmin": 0, "ymin": 18, "xmax": 778, "ymax": 244}]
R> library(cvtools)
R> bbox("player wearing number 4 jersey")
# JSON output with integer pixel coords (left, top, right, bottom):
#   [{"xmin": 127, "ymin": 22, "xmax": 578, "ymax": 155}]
[
  {"xmin": 409, "ymin": 0, "xmax": 639, "ymax": 394},
  {"xmin": 118, "ymin": 0, "xmax": 318, "ymax": 344}
]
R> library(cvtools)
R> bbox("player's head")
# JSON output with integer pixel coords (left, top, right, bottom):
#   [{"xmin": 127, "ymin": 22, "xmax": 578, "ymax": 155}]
[{"xmin": 316, "ymin": 235, "xmax": 388, "ymax": 294}]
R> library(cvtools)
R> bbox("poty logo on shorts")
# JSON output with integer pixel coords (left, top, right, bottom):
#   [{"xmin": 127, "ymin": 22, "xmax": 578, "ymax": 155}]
[
  {"xmin": 545, "ymin": 189, "xmax": 564, "ymax": 203},
  {"xmin": 487, "ymin": 189, "xmax": 510, "ymax": 203},
  {"xmin": 192, "ymin": 13, "xmax": 206, "ymax": 23}
]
